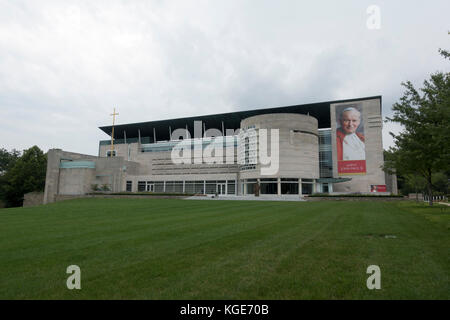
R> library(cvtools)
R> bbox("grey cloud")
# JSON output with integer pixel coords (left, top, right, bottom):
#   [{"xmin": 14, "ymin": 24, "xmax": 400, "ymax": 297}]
[{"xmin": 0, "ymin": 0, "xmax": 449, "ymax": 155}]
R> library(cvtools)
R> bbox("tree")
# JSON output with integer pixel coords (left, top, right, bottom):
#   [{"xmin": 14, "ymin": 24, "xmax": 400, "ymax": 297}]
[
  {"xmin": 1, "ymin": 146, "xmax": 47, "ymax": 207},
  {"xmin": 384, "ymin": 49, "xmax": 450, "ymax": 205},
  {"xmin": 0, "ymin": 148, "xmax": 21, "ymax": 175},
  {"xmin": 0, "ymin": 148, "xmax": 21, "ymax": 206}
]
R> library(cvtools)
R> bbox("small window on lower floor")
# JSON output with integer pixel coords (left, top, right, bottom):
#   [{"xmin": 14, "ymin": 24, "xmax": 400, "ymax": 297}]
[
  {"xmin": 106, "ymin": 150, "xmax": 116, "ymax": 157},
  {"xmin": 138, "ymin": 181, "xmax": 146, "ymax": 192},
  {"xmin": 126, "ymin": 181, "xmax": 132, "ymax": 192}
]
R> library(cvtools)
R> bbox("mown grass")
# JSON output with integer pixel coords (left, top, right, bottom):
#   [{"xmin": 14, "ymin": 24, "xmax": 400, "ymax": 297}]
[{"xmin": 0, "ymin": 199, "xmax": 448, "ymax": 299}]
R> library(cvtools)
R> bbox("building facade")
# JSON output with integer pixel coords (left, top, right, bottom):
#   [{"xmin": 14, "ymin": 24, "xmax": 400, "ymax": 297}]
[{"xmin": 43, "ymin": 96, "xmax": 397, "ymax": 203}]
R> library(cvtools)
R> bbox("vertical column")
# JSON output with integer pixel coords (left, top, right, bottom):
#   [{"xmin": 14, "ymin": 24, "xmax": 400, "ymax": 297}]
[
  {"xmin": 236, "ymin": 173, "xmax": 240, "ymax": 195},
  {"xmin": 183, "ymin": 180, "xmax": 185, "ymax": 193},
  {"xmin": 203, "ymin": 180, "xmax": 206, "ymax": 195},
  {"xmin": 277, "ymin": 178, "xmax": 281, "ymax": 196},
  {"xmin": 163, "ymin": 181, "xmax": 166, "ymax": 193},
  {"xmin": 43, "ymin": 149, "xmax": 62, "ymax": 204},
  {"xmin": 298, "ymin": 179, "xmax": 302, "ymax": 197}
]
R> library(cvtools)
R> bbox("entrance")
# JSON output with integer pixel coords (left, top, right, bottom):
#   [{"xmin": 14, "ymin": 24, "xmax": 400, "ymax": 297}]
[
  {"xmin": 216, "ymin": 183, "xmax": 226, "ymax": 195},
  {"xmin": 146, "ymin": 183, "xmax": 154, "ymax": 192}
]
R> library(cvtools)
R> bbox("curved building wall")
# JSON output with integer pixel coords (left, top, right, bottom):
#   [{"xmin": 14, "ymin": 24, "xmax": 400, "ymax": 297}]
[{"xmin": 239, "ymin": 113, "xmax": 319, "ymax": 179}]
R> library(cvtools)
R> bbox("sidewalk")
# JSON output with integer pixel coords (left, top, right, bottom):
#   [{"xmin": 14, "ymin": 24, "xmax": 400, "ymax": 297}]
[{"xmin": 185, "ymin": 195, "xmax": 306, "ymax": 202}]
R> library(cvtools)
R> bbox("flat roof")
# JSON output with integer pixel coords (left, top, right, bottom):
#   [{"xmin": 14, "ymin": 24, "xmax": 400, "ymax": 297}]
[{"xmin": 99, "ymin": 95, "xmax": 381, "ymax": 141}]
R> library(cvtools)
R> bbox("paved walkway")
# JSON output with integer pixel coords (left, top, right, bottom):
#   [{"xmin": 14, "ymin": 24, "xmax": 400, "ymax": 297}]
[
  {"xmin": 438, "ymin": 202, "xmax": 450, "ymax": 206},
  {"xmin": 185, "ymin": 195, "xmax": 306, "ymax": 202}
]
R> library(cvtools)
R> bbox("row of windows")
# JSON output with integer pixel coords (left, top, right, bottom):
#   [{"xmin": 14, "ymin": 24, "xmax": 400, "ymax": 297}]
[
  {"xmin": 132, "ymin": 180, "xmax": 236, "ymax": 195},
  {"xmin": 128, "ymin": 178, "xmax": 318, "ymax": 195},
  {"xmin": 244, "ymin": 182, "xmax": 314, "ymax": 195},
  {"xmin": 140, "ymin": 136, "xmax": 238, "ymax": 153},
  {"xmin": 318, "ymin": 129, "xmax": 333, "ymax": 178}
]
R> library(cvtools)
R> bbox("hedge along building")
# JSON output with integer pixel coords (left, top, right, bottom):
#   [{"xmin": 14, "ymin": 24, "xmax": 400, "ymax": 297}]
[{"xmin": 43, "ymin": 96, "xmax": 397, "ymax": 203}]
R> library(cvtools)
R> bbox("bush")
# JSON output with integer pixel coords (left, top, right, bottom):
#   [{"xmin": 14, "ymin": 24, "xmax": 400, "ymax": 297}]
[
  {"xmin": 308, "ymin": 193, "xmax": 404, "ymax": 198},
  {"xmin": 87, "ymin": 192, "xmax": 194, "ymax": 196}
]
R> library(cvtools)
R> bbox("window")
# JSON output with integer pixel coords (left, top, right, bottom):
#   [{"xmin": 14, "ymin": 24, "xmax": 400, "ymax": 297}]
[
  {"xmin": 281, "ymin": 183, "xmax": 299, "ymax": 194},
  {"xmin": 106, "ymin": 150, "xmax": 116, "ymax": 157},
  {"xmin": 281, "ymin": 178, "xmax": 299, "ymax": 194},
  {"xmin": 260, "ymin": 182, "xmax": 277, "ymax": 194},
  {"xmin": 138, "ymin": 181, "xmax": 146, "ymax": 192},
  {"xmin": 319, "ymin": 129, "xmax": 333, "ymax": 178},
  {"xmin": 126, "ymin": 181, "xmax": 132, "ymax": 192},
  {"xmin": 302, "ymin": 183, "xmax": 313, "ymax": 195},
  {"xmin": 227, "ymin": 180, "xmax": 236, "ymax": 195}
]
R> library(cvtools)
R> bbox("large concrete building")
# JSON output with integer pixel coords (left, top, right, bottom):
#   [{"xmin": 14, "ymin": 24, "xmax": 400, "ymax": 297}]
[{"xmin": 43, "ymin": 96, "xmax": 397, "ymax": 203}]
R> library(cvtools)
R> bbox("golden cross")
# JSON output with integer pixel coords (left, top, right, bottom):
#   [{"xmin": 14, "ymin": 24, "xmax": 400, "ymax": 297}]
[
  {"xmin": 110, "ymin": 108, "xmax": 119, "ymax": 125},
  {"xmin": 110, "ymin": 108, "xmax": 119, "ymax": 154}
]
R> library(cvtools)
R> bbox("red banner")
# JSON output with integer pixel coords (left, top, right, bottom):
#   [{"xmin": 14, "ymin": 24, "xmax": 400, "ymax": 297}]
[
  {"xmin": 371, "ymin": 185, "xmax": 387, "ymax": 192},
  {"xmin": 338, "ymin": 160, "xmax": 366, "ymax": 175}
]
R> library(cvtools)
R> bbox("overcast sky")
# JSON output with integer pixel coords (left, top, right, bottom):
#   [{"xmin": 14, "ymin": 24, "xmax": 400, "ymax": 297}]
[{"xmin": 0, "ymin": 0, "xmax": 448, "ymax": 155}]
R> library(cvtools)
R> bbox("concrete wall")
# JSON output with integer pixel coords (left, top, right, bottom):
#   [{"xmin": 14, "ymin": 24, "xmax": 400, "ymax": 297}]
[
  {"xmin": 23, "ymin": 192, "xmax": 44, "ymax": 207},
  {"xmin": 385, "ymin": 171, "xmax": 398, "ymax": 194},
  {"xmin": 408, "ymin": 193, "xmax": 424, "ymax": 200},
  {"xmin": 44, "ymin": 149, "xmax": 141, "ymax": 203},
  {"xmin": 58, "ymin": 168, "xmax": 95, "ymax": 195},
  {"xmin": 240, "ymin": 113, "xmax": 320, "ymax": 179},
  {"xmin": 330, "ymin": 98, "xmax": 386, "ymax": 192},
  {"xmin": 44, "ymin": 149, "xmax": 98, "ymax": 204}
]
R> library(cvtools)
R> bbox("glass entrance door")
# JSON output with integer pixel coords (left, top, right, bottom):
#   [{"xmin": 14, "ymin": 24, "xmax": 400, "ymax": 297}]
[
  {"xmin": 146, "ymin": 183, "xmax": 154, "ymax": 192},
  {"xmin": 216, "ymin": 183, "xmax": 226, "ymax": 195}
]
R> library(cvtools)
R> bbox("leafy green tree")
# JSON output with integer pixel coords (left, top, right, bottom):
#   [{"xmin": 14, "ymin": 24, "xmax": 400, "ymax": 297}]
[
  {"xmin": 0, "ymin": 148, "xmax": 21, "ymax": 174},
  {"xmin": 403, "ymin": 174, "xmax": 426, "ymax": 200},
  {"xmin": 384, "ymin": 49, "xmax": 450, "ymax": 205},
  {"xmin": 2, "ymin": 146, "xmax": 47, "ymax": 207},
  {"xmin": 0, "ymin": 148, "xmax": 21, "ymax": 206}
]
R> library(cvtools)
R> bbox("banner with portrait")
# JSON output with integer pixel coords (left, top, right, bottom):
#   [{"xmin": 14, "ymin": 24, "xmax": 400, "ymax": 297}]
[
  {"xmin": 370, "ymin": 185, "xmax": 387, "ymax": 192},
  {"xmin": 335, "ymin": 104, "xmax": 366, "ymax": 175}
]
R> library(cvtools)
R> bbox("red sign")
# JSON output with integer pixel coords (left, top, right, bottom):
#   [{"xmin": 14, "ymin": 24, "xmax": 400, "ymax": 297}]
[
  {"xmin": 338, "ymin": 160, "xmax": 366, "ymax": 175},
  {"xmin": 371, "ymin": 185, "xmax": 387, "ymax": 192}
]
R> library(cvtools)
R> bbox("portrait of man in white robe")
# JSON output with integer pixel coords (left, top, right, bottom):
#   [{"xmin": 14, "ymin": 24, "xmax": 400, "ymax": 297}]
[{"xmin": 336, "ymin": 106, "xmax": 365, "ymax": 161}]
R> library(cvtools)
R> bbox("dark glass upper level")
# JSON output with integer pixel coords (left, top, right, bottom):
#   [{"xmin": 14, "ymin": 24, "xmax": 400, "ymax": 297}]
[{"xmin": 98, "ymin": 96, "xmax": 381, "ymax": 141}]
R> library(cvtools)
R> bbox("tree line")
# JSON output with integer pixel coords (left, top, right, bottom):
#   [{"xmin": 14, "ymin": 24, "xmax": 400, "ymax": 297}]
[{"xmin": 0, "ymin": 146, "xmax": 47, "ymax": 208}]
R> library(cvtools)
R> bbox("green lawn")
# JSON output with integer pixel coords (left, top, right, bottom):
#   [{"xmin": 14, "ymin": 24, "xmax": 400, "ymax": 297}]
[{"xmin": 0, "ymin": 199, "xmax": 448, "ymax": 299}]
